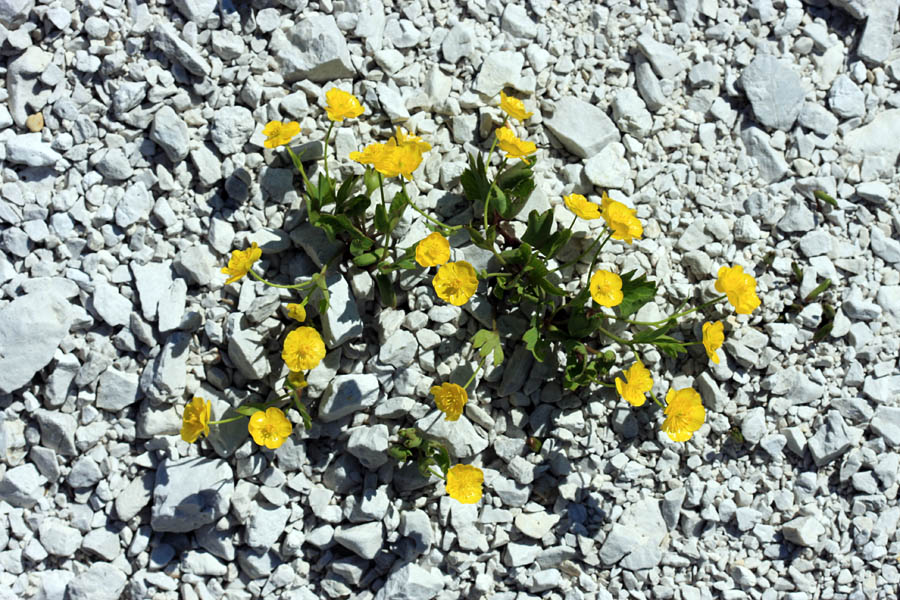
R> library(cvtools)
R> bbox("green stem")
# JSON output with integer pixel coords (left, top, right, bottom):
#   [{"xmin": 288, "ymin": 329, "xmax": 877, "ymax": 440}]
[
  {"xmin": 649, "ymin": 390, "xmax": 666, "ymax": 410},
  {"xmin": 484, "ymin": 119, "xmax": 505, "ymax": 170},
  {"xmin": 248, "ymin": 270, "xmax": 317, "ymax": 290},
  {"xmin": 407, "ymin": 198, "xmax": 460, "ymax": 233},
  {"xmin": 286, "ymin": 147, "xmax": 314, "ymax": 193},
  {"xmin": 596, "ymin": 324, "xmax": 631, "ymax": 346},
  {"xmin": 611, "ymin": 295, "xmax": 728, "ymax": 326},
  {"xmin": 427, "ymin": 467, "xmax": 446, "ymax": 481},
  {"xmin": 323, "ymin": 121, "xmax": 335, "ymax": 180},
  {"xmin": 587, "ymin": 227, "xmax": 613, "ymax": 280},
  {"xmin": 554, "ymin": 228, "xmax": 612, "ymax": 273},
  {"xmin": 480, "ymin": 272, "xmax": 509, "ymax": 278},
  {"xmin": 209, "ymin": 416, "xmax": 245, "ymax": 425},
  {"xmin": 463, "ymin": 352, "xmax": 491, "ymax": 389}
]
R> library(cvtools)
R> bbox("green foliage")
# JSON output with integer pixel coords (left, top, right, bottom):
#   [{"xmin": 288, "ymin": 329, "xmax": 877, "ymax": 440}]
[
  {"xmin": 389, "ymin": 428, "xmax": 451, "ymax": 478},
  {"xmin": 472, "ymin": 328, "xmax": 504, "ymax": 366},
  {"xmin": 617, "ymin": 270, "xmax": 657, "ymax": 318}
]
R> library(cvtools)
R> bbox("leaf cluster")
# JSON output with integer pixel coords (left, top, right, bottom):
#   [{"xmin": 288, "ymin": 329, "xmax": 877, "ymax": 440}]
[{"xmin": 388, "ymin": 428, "xmax": 451, "ymax": 478}]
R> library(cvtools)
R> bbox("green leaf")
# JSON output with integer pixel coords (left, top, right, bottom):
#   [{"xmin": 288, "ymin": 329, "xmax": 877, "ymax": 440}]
[
  {"xmin": 791, "ymin": 262, "xmax": 803, "ymax": 283},
  {"xmin": 522, "ymin": 325, "xmax": 549, "ymax": 362},
  {"xmin": 375, "ymin": 273, "xmax": 396, "ymax": 308},
  {"xmin": 343, "ymin": 194, "xmax": 370, "ymax": 219},
  {"xmin": 317, "ymin": 173, "xmax": 335, "ymax": 206},
  {"xmin": 353, "ymin": 253, "xmax": 378, "ymax": 267},
  {"xmin": 545, "ymin": 228, "xmax": 572, "ymax": 259},
  {"xmin": 617, "ymin": 270, "xmax": 657, "ymax": 318},
  {"xmin": 389, "ymin": 188, "xmax": 409, "ymax": 220},
  {"xmin": 460, "ymin": 153, "xmax": 491, "ymax": 206},
  {"xmin": 363, "ymin": 168, "xmax": 380, "ymax": 195},
  {"xmin": 388, "ymin": 446, "xmax": 413, "ymax": 462},
  {"xmin": 804, "ymin": 278, "xmax": 831, "ymax": 303},
  {"xmin": 653, "ymin": 336, "xmax": 688, "ymax": 358},
  {"xmin": 495, "ymin": 159, "xmax": 535, "ymax": 220},
  {"xmin": 522, "ymin": 209, "xmax": 554, "ymax": 249},
  {"xmin": 395, "ymin": 258, "xmax": 417, "ymax": 270},
  {"xmin": 232, "ymin": 403, "xmax": 267, "ymax": 418},
  {"xmin": 631, "ymin": 321, "xmax": 675, "ymax": 344},
  {"xmin": 813, "ymin": 189, "xmax": 838, "ymax": 207},
  {"xmin": 567, "ymin": 310, "xmax": 599, "ymax": 338},
  {"xmin": 472, "ymin": 328, "xmax": 504, "ymax": 366},
  {"xmin": 349, "ymin": 236, "xmax": 374, "ymax": 255},
  {"xmin": 374, "ymin": 204, "xmax": 389, "ymax": 234}
]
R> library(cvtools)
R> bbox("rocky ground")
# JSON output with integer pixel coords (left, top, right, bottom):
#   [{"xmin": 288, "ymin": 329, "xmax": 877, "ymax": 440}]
[{"xmin": 1, "ymin": 0, "xmax": 900, "ymax": 598}]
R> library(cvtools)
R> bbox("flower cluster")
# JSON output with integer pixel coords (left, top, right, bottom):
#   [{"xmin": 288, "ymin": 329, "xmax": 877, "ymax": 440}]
[{"xmin": 350, "ymin": 128, "xmax": 432, "ymax": 180}]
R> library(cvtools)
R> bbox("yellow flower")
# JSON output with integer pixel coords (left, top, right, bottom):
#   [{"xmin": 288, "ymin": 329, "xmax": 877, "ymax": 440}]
[
  {"xmin": 715, "ymin": 265, "xmax": 761, "ymax": 315},
  {"xmin": 180, "ymin": 397, "xmax": 211, "ymax": 443},
  {"xmin": 661, "ymin": 388, "xmax": 706, "ymax": 442},
  {"xmin": 431, "ymin": 382, "xmax": 468, "ymax": 421},
  {"xmin": 325, "ymin": 87, "xmax": 364, "ymax": 122},
  {"xmin": 221, "ymin": 242, "xmax": 262, "ymax": 285},
  {"xmin": 349, "ymin": 129, "xmax": 431, "ymax": 180},
  {"xmin": 495, "ymin": 126, "xmax": 537, "ymax": 162},
  {"xmin": 563, "ymin": 193, "xmax": 602, "ymax": 220},
  {"xmin": 432, "ymin": 261, "xmax": 479, "ymax": 306},
  {"xmin": 286, "ymin": 303, "xmax": 306, "ymax": 322},
  {"xmin": 415, "ymin": 232, "xmax": 451, "ymax": 267},
  {"xmin": 262, "ymin": 120, "xmax": 301, "ymax": 149},
  {"xmin": 445, "ymin": 464, "xmax": 484, "ymax": 504},
  {"xmin": 282, "ymin": 327, "xmax": 327, "ymax": 371},
  {"xmin": 601, "ymin": 192, "xmax": 643, "ymax": 244},
  {"xmin": 702, "ymin": 321, "xmax": 725, "ymax": 364},
  {"xmin": 615, "ymin": 362, "xmax": 654, "ymax": 407},
  {"xmin": 248, "ymin": 407, "xmax": 293, "ymax": 449},
  {"xmin": 499, "ymin": 91, "xmax": 533, "ymax": 121},
  {"xmin": 589, "ymin": 269, "xmax": 623, "ymax": 307},
  {"xmin": 392, "ymin": 128, "xmax": 432, "ymax": 155},
  {"xmin": 350, "ymin": 142, "xmax": 386, "ymax": 167}
]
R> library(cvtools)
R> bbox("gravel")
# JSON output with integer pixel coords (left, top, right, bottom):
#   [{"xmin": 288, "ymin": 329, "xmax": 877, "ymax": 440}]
[{"xmin": 1, "ymin": 1, "xmax": 899, "ymax": 598}]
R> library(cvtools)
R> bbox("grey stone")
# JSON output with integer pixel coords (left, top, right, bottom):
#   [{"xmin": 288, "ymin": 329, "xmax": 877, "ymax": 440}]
[
  {"xmin": 635, "ymin": 57, "xmax": 666, "ymax": 111},
  {"xmin": 374, "ymin": 562, "xmax": 443, "ymax": 600},
  {"xmin": 182, "ymin": 550, "xmax": 227, "ymax": 576},
  {"xmin": 191, "ymin": 144, "xmax": 223, "ymax": 187},
  {"xmin": 151, "ymin": 456, "xmax": 234, "ymax": 532},
  {"xmin": 0, "ymin": 463, "xmax": 43, "ymax": 507},
  {"xmin": 0, "ymin": 292, "xmax": 73, "ymax": 394},
  {"xmin": 35, "ymin": 409, "xmax": 77, "ymax": 456},
  {"xmin": 40, "ymin": 518, "xmax": 83, "ymax": 557},
  {"xmin": 29, "ymin": 446, "xmax": 59, "ymax": 481},
  {"xmin": 92, "ymin": 282, "xmax": 132, "ymax": 327},
  {"xmin": 173, "ymin": 0, "xmax": 217, "ymax": 22},
  {"xmin": 5, "ymin": 133, "xmax": 61, "ymax": 167},
  {"xmin": 856, "ymin": 181, "xmax": 891, "ymax": 204},
  {"xmin": 688, "ymin": 61, "xmax": 719, "ymax": 86},
  {"xmin": 0, "ymin": 0, "xmax": 34, "ymax": 28},
  {"xmin": 808, "ymin": 410, "xmax": 853, "ymax": 466},
  {"xmin": 131, "ymin": 261, "xmax": 174, "ymax": 321},
  {"xmin": 334, "ymin": 521, "xmax": 383, "ymax": 559},
  {"xmin": 35, "ymin": 570, "xmax": 73, "ymax": 600},
  {"xmin": 636, "ymin": 34, "xmax": 686, "ymax": 79},
  {"xmin": 379, "ymin": 329, "xmax": 417, "ymax": 367},
  {"xmin": 612, "ymin": 88, "xmax": 653, "ymax": 139},
  {"xmin": 6, "ymin": 46, "xmax": 51, "ymax": 127},
  {"xmin": 741, "ymin": 407, "xmax": 767, "ymax": 444},
  {"xmin": 415, "ymin": 411, "xmax": 489, "ymax": 458},
  {"xmin": 661, "ymin": 488, "xmax": 686, "ymax": 530},
  {"xmin": 211, "ymin": 106, "xmax": 254, "ymax": 155},
  {"xmin": 798, "ymin": 102, "xmax": 839, "ymax": 136},
  {"xmin": 67, "ymin": 456, "xmax": 102, "ymax": 488},
  {"xmin": 584, "ymin": 142, "xmax": 631, "ymax": 188},
  {"xmin": 599, "ymin": 498, "xmax": 666, "ymax": 570},
  {"xmin": 347, "ymin": 425, "xmax": 390, "ymax": 469},
  {"xmin": 871, "ymin": 227, "xmax": 900, "ymax": 264},
  {"xmin": 515, "ymin": 511, "xmax": 560, "ymax": 539},
  {"xmin": 777, "ymin": 198, "xmax": 815, "ymax": 233},
  {"xmin": 157, "ymin": 279, "xmax": 187, "ymax": 332},
  {"xmin": 82, "ymin": 528, "xmax": 121, "ymax": 561},
  {"xmin": 211, "ymin": 29, "xmax": 245, "ymax": 60},
  {"xmin": 97, "ymin": 149, "xmax": 133, "ymax": 180},
  {"xmin": 843, "ymin": 288, "xmax": 882, "ymax": 321},
  {"xmin": 501, "ymin": 4, "xmax": 537, "ymax": 39},
  {"xmin": 871, "ymin": 406, "xmax": 900, "ymax": 446},
  {"xmin": 844, "ymin": 109, "xmax": 900, "ymax": 167},
  {"xmin": 318, "ymin": 374, "xmax": 380, "ymax": 422},
  {"xmin": 473, "ymin": 51, "xmax": 524, "ymax": 97},
  {"xmin": 741, "ymin": 126, "xmax": 789, "ymax": 183},
  {"xmin": 319, "ymin": 272, "xmax": 364, "ymax": 348},
  {"xmin": 545, "ymin": 97, "xmax": 620, "ymax": 158},
  {"xmin": 228, "ymin": 325, "xmax": 270, "ymax": 381},
  {"xmin": 112, "ymin": 81, "xmax": 147, "ymax": 114},
  {"xmin": 829, "ymin": 75, "xmax": 866, "ymax": 119},
  {"xmin": 115, "ymin": 471, "xmax": 155, "ymax": 522},
  {"xmin": 442, "ymin": 23, "xmax": 474, "ymax": 63},
  {"xmin": 399, "ymin": 509, "xmax": 433, "ymax": 557},
  {"xmin": 66, "ymin": 563, "xmax": 127, "ymax": 600},
  {"xmin": 115, "ymin": 182, "xmax": 153, "ymax": 227},
  {"xmin": 175, "ymin": 245, "xmax": 218, "ymax": 287},
  {"xmin": 783, "ymin": 516, "xmax": 825, "ymax": 547},
  {"xmin": 740, "ymin": 54, "xmax": 806, "ymax": 130},
  {"xmin": 271, "ymin": 15, "xmax": 353, "ymax": 82},
  {"xmin": 150, "ymin": 106, "xmax": 190, "ymax": 162},
  {"xmin": 857, "ymin": 0, "xmax": 900, "ymax": 64},
  {"xmin": 152, "ymin": 22, "xmax": 211, "ymax": 76},
  {"xmin": 246, "ymin": 503, "xmax": 290, "ymax": 548}
]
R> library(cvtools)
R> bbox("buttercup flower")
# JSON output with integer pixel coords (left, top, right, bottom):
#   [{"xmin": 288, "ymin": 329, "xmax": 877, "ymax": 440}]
[
  {"xmin": 286, "ymin": 303, "xmax": 306, "ymax": 322},
  {"xmin": 702, "ymin": 321, "xmax": 725, "ymax": 364},
  {"xmin": 431, "ymin": 382, "xmax": 468, "ymax": 421},
  {"xmin": 282, "ymin": 327, "xmax": 327, "ymax": 371},
  {"xmin": 248, "ymin": 407, "xmax": 293, "ymax": 449},
  {"xmin": 715, "ymin": 265, "xmax": 761, "ymax": 315},
  {"xmin": 495, "ymin": 126, "xmax": 537, "ymax": 162},
  {"xmin": 601, "ymin": 192, "xmax": 643, "ymax": 244},
  {"xmin": 262, "ymin": 120, "xmax": 301, "ymax": 148},
  {"xmin": 393, "ymin": 128, "xmax": 432, "ymax": 155},
  {"xmin": 181, "ymin": 397, "xmax": 211, "ymax": 443},
  {"xmin": 564, "ymin": 193, "xmax": 602, "ymax": 220},
  {"xmin": 589, "ymin": 269, "xmax": 624, "ymax": 307},
  {"xmin": 325, "ymin": 87, "xmax": 364, "ymax": 122},
  {"xmin": 661, "ymin": 388, "xmax": 706, "ymax": 442},
  {"xmin": 350, "ymin": 129, "xmax": 431, "ymax": 180},
  {"xmin": 416, "ymin": 232, "xmax": 451, "ymax": 267},
  {"xmin": 287, "ymin": 370, "xmax": 308, "ymax": 391},
  {"xmin": 615, "ymin": 362, "xmax": 654, "ymax": 407},
  {"xmin": 350, "ymin": 142, "xmax": 386, "ymax": 167},
  {"xmin": 432, "ymin": 261, "xmax": 479, "ymax": 306},
  {"xmin": 445, "ymin": 464, "xmax": 484, "ymax": 504},
  {"xmin": 499, "ymin": 91, "xmax": 533, "ymax": 121},
  {"xmin": 222, "ymin": 242, "xmax": 262, "ymax": 285}
]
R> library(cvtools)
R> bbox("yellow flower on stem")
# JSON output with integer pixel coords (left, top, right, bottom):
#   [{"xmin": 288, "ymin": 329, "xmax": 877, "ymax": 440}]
[
  {"xmin": 416, "ymin": 232, "xmax": 451, "ymax": 267},
  {"xmin": 181, "ymin": 397, "xmax": 211, "ymax": 443},
  {"xmin": 286, "ymin": 303, "xmax": 306, "ymax": 322},
  {"xmin": 495, "ymin": 126, "xmax": 537, "ymax": 162},
  {"xmin": 248, "ymin": 407, "xmax": 293, "ymax": 449},
  {"xmin": 661, "ymin": 388, "xmax": 706, "ymax": 442},
  {"xmin": 222, "ymin": 242, "xmax": 262, "ymax": 285},
  {"xmin": 432, "ymin": 261, "xmax": 479, "ymax": 306},
  {"xmin": 431, "ymin": 382, "xmax": 468, "ymax": 421},
  {"xmin": 600, "ymin": 192, "xmax": 643, "ymax": 244},
  {"xmin": 286, "ymin": 371, "xmax": 308, "ymax": 391},
  {"xmin": 445, "ymin": 464, "xmax": 484, "ymax": 504},
  {"xmin": 615, "ymin": 362, "xmax": 654, "ymax": 407},
  {"xmin": 589, "ymin": 269, "xmax": 623, "ymax": 307},
  {"xmin": 499, "ymin": 91, "xmax": 533, "ymax": 121},
  {"xmin": 349, "ymin": 129, "xmax": 431, "ymax": 180},
  {"xmin": 282, "ymin": 327, "xmax": 327, "ymax": 371},
  {"xmin": 393, "ymin": 128, "xmax": 432, "ymax": 155},
  {"xmin": 715, "ymin": 265, "xmax": 761, "ymax": 315},
  {"xmin": 262, "ymin": 120, "xmax": 301, "ymax": 149},
  {"xmin": 702, "ymin": 321, "xmax": 725, "ymax": 364},
  {"xmin": 325, "ymin": 87, "xmax": 364, "ymax": 122},
  {"xmin": 350, "ymin": 142, "xmax": 387, "ymax": 167},
  {"xmin": 564, "ymin": 193, "xmax": 602, "ymax": 220}
]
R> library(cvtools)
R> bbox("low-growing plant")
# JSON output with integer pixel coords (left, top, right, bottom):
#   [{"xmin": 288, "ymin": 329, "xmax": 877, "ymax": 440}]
[{"xmin": 177, "ymin": 86, "xmax": 764, "ymax": 504}]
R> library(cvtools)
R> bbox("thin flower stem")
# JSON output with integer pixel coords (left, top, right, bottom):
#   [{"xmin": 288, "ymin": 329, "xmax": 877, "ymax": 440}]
[
  {"xmin": 484, "ymin": 118, "xmax": 505, "ymax": 169},
  {"xmin": 322, "ymin": 121, "xmax": 335, "ymax": 180},
  {"xmin": 407, "ymin": 198, "xmax": 460, "ymax": 233},
  {"xmin": 552, "ymin": 228, "xmax": 612, "ymax": 274},
  {"xmin": 209, "ymin": 416, "xmax": 245, "ymax": 425},
  {"xmin": 596, "ymin": 324, "xmax": 630, "ymax": 346},
  {"xmin": 587, "ymin": 227, "xmax": 613, "ymax": 279},
  {"xmin": 286, "ymin": 147, "xmax": 314, "ymax": 192},
  {"xmin": 463, "ymin": 353, "xmax": 491, "ymax": 389},
  {"xmin": 649, "ymin": 390, "xmax": 666, "ymax": 410},
  {"xmin": 248, "ymin": 270, "xmax": 316, "ymax": 290},
  {"xmin": 427, "ymin": 467, "xmax": 446, "ymax": 481},
  {"xmin": 610, "ymin": 295, "xmax": 729, "ymax": 326},
  {"xmin": 480, "ymin": 272, "xmax": 509, "ymax": 278}
]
